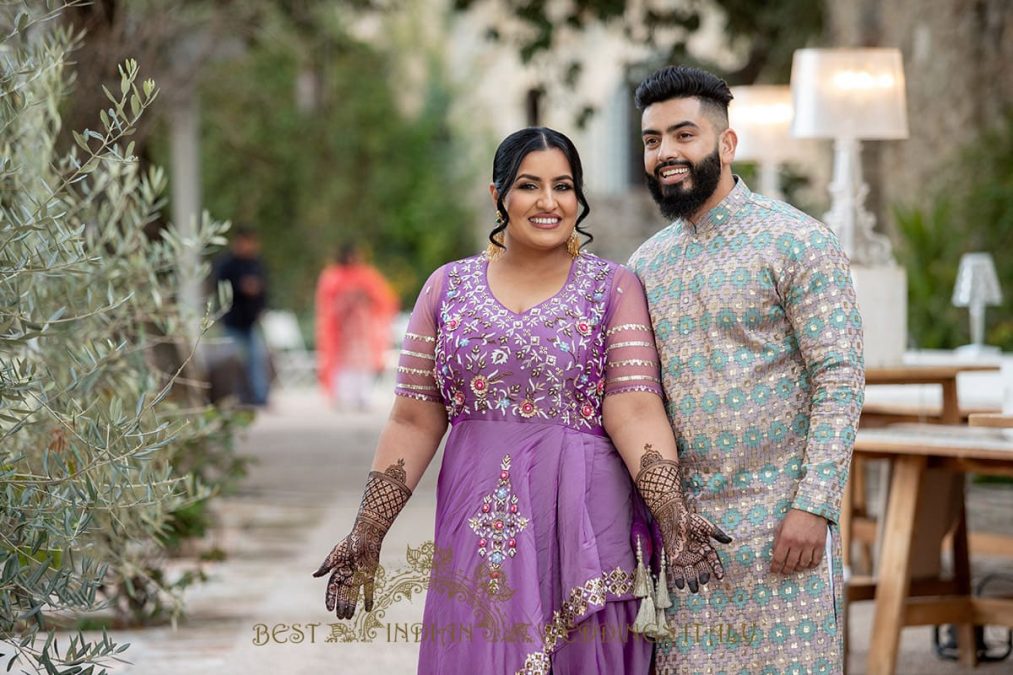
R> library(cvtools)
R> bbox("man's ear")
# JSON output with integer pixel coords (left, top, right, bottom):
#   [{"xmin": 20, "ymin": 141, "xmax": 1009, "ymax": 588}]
[{"xmin": 720, "ymin": 128, "xmax": 738, "ymax": 166}]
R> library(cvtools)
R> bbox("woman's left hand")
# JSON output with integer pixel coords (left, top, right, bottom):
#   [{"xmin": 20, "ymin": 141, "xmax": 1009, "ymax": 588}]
[{"xmin": 663, "ymin": 510, "xmax": 731, "ymax": 593}]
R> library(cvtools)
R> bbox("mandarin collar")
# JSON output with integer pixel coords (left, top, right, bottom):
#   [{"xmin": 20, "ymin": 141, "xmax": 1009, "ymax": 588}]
[{"xmin": 680, "ymin": 176, "xmax": 751, "ymax": 236}]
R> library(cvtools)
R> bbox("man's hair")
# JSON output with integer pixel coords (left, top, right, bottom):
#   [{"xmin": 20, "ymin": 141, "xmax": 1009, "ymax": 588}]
[
  {"xmin": 233, "ymin": 224, "xmax": 257, "ymax": 240},
  {"xmin": 634, "ymin": 65, "xmax": 734, "ymax": 128}
]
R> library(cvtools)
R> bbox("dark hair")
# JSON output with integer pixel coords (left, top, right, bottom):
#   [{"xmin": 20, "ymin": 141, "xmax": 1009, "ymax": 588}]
[
  {"xmin": 336, "ymin": 242, "xmax": 359, "ymax": 265},
  {"xmin": 233, "ymin": 224, "xmax": 257, "ymax": 239},
  {"xmin": 634, "ymin": 65, "xmax": 733, "ymax": 128},
  {"xmin": 489, "ymin": 127, "xmax": 592, "ymax": 252}
]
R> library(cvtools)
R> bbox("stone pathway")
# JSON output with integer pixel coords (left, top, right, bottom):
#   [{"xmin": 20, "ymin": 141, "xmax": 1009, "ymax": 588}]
[{"xmin": 56, "ymin": 387, "xmax": 1013, "ymax": 673}]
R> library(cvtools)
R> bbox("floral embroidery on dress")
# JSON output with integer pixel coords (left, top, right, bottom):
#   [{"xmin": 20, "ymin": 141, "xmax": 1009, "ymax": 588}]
[
  {"xmin": 469, "ymin": 455, "xmax": 529, "ymax": 593},
  {"xmin": 432, "ymin": 254, "xmax": 614, "ymax": 431}
]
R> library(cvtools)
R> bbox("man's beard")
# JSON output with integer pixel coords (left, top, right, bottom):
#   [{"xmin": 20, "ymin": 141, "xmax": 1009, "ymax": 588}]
[{"xmin": 645, "ymin": 146, "xmax": 722, "ymax": 222}]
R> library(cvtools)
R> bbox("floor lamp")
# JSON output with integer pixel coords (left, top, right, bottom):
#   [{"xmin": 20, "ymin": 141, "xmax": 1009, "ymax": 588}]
[
  {"xmin": 789, "ymin": 48, "xmax": 908, "ymax": 265},
  {"xmin": 729, "ymin": 85, "xmax": 798, "ymax": 201},
  {"xmin": 790, "ymin": 48, "xmax": 910, "ymax": 367}
]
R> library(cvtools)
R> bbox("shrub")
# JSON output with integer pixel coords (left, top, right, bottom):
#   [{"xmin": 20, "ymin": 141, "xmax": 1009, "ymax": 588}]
[{"xmin": 1, "ymin": 5, "xmax": 230, "ymax": 671}]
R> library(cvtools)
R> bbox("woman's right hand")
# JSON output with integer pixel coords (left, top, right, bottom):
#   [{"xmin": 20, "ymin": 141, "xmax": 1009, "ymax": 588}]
[
  {"xmin": 313, "ymin": 520, "xmax": 384, "ymax": 619},
  {"xmin": 312, "ymin": 459, "xmax": 413, "ymax": 619}
]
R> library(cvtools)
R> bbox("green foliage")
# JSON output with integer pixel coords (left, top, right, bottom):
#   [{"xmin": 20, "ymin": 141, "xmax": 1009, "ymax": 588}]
[
  {"xmin": 196, "ymin": 7, "xmax": 475, "ymax": 314},
  {"xmin": 0, "ymin": 5, "xmax": 234, "ymax": 671},
  {"xmin": 162, "ymin": 407, "xmax": 253, "ymax": 552},
  {"xmin": 893, "ymin": 201, "xmax": 967, "ymax": 348},
  {"xmin": 453, "ymin": 0, "xmax": 823, "ymax": 85},
  {"xmin": 895, "ymin": 113, "xmax": 1013, "ymax": 349}
]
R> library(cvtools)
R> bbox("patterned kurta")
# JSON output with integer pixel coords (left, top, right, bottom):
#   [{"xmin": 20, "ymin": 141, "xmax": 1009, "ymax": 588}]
[
  {"xmin": 628, "ymin": 179, "xmax": 864, "ymax": 674},
  {"xmin": 396, "ymin": 253, "xmax": 664, "ymax": 674}
]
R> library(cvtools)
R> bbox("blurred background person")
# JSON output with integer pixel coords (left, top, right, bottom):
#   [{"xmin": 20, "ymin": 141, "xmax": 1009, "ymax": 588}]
[
  {"xmin": 315, "ymin": 243, "xmax": 398, "ymax": 410},
  {"xmin": 214, "ymin": 225, "xmax": 271, "ymax": 407}
]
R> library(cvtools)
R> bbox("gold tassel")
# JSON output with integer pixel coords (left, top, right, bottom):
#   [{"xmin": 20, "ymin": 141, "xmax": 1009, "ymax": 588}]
[
  {"xmin": 631, "ymin": 584, "xmax": 657, "ymax": 635},
  {"xmin": 655, "ymin": 549, "xmax": 672, "ymax": 610},
  {"xmin": 652, "ymin": 606, "xmax": 672, "ymax": 640},
  {"xmin": 633, "ymin": 536, "xmax": 649, "ymax": 598},
  {"xmin": 643, "ymin": 550, "xmax": 674, "ymax": 640}
]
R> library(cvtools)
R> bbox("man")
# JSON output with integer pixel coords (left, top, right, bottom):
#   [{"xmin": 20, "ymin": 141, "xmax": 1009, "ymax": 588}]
[
  {"xmin": 214, "ymin": 226, "xmax": 270, "ymax": 406},
  {"xmin": 627, "ymin": 65, "xmax": 864, "ymax": 673}
]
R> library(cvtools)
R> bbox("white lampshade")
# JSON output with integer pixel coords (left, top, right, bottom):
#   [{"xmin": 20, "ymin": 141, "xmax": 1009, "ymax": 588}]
[
  {"xmin": 953, "ymin": 252, "xmax": 1003, "ymax": 307},
  {"xmin": 790, "ymin": 48, "xmax": 909, "ymax": 140},
  {"xmin": 729, "ymin": 85, "xmax": 802, "ymax": 161}
]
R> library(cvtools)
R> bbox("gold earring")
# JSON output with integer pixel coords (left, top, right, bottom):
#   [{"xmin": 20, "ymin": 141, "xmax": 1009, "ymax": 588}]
[
  {"xmin": 486, "ymin": 224, "xmax": 505, "ymax": 260},
  {"xmin": 567, "ymin": 229, "xmax": 581, "ymax": 258}
]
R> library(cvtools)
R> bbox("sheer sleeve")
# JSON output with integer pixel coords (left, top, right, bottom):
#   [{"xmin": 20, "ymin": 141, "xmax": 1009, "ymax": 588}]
[
  {"xmin": 603, "ymin": 266, "xmax": 663, "ymax": 398},
  {"xmin": 393, "ymin": 266, "xmax": 446, "ymax": 404}
]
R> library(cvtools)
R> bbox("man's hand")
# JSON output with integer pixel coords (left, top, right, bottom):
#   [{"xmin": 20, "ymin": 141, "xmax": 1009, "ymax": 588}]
[{"xmin": 770, "ymin": 508, "xmax": 827, "ymax": 575}]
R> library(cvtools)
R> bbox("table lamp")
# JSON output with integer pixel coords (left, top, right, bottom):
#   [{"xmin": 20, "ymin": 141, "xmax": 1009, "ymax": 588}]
[
  {"xmin": 789, "ymin": 48, "xmax": 908, "ymax": 265},
  {"xmin": 952, "ymin": 252, "xmax": 1003, "ymax": 356},
  {"xmin": 729, "ymin": 85, "xmax": 801, "ymax": 201}
]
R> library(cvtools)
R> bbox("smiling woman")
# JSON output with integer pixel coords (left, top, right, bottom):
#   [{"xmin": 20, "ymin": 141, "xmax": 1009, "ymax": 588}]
[
  {"xmin": 486, "ymin": 127, "xmax": 592, "ymax": 259},
  {"xmin": 494, "ymin": 148, "xmax": 578, "ymax": 256},
  {"xmin": 313, "ymin": 127, "xmax": 730, "ymax": 675}
]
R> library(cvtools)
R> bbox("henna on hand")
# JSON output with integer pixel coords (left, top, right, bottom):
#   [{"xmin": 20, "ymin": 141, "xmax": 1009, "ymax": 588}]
[
  {"xmin": 634, "ymin": 445, "xmax": 731, "ymax": 593},
  {"xmin": 313, "ymin": 459, "xmax": 412, "ymax": 618}
]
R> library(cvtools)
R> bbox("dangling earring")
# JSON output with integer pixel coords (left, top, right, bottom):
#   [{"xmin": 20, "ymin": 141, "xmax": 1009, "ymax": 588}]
[
  {"xmin": 567, "ymin": 229, "xmax": 581, "ymax": 258},
  {"xmin": 486, "ymin": 212, "xmax": 506, "ymax": 260}
]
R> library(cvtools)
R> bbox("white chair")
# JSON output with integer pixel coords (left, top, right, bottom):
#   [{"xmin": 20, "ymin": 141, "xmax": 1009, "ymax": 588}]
[{"xmin": 260, "ymin": 310, "xmax": 317, "ymax": 388}]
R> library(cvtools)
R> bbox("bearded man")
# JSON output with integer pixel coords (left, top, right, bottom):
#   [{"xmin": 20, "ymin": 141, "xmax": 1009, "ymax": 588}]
[{"xmin": 628, "ymin": 65, "xmax": 865, "ymax": 673}]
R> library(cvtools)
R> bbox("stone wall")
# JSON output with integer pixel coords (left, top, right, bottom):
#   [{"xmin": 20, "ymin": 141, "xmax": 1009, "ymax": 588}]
[
  {"xmin": 582, "ymin": 191, "xmax": 671, "ymax": 264},
  {"xmin": 825, "ymin": 0, "xmax": 1012, "ymax": 240}
]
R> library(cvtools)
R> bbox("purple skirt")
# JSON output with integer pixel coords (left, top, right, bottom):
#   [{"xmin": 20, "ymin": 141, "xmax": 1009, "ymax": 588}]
[{"xmin": 417, "ymin": 420, "xmax": 652, "ymax": 674}]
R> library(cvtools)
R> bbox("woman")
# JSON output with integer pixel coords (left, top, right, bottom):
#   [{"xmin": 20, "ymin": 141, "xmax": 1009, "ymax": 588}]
[
  {"xmin": 313, "ymin": 127, "xmax": 731, "ymax": 673},
  {"xmin": 315, "ymin": 243, "xmax": 398, "ymax": 410}
]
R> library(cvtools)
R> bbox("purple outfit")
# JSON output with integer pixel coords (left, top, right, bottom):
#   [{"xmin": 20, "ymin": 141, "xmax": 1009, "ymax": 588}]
[{"xmin": 395, "ymin": 253, "xmax": 662, "ymax": 674}]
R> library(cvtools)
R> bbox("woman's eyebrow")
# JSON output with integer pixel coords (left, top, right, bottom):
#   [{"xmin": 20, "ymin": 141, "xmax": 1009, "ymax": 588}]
[{"xmin": 515, "ymin": 173, "xmax": 573, "ymax": 182}]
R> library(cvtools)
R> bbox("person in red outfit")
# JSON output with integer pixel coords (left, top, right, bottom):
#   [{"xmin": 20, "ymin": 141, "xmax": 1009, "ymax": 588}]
[{"xmin": 315, "ymin": 244, "xmax": 398, "ymax": 410}]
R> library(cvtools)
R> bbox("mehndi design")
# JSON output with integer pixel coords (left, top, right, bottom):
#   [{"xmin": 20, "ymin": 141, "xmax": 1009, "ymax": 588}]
[
  {"xmin": 634, "ymin": 444, "xmax": 731, "ymax": 593},
  {"xmin": 313, "ymin": 459, "xmax": 412, "ymax": 618}
]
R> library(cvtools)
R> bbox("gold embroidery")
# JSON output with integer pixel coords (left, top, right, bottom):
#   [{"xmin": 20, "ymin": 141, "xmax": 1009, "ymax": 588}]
[
  {"xmin": 607, "ymin": 375, "xmax": 662, "ymax": 385},
  {"xmin": 605, "ymin": 341, "xmax": 654, "ymax": 352},
  {"xmin": 393, "ymin": 391, "xmax": 440, "ymax": 402},
  {"xmin": 607, "ymin": 359, "xmax": 658, "ymax": 368},
  {"xmin": 405, "ymin": 332, "xmax": 436, "ymax": 343},
  {"xmin": 400, "ymin": 349, "xmax": 435, "ymax": 361},
  {"xmin": 516, "ymin": 566, "xmax": 634, "ymax": 674},
  {"xmin": 605, "ymin": 323, "xmax": 652, "ymax": 336},
  {"xmin": 397, "ymin": 383, "xmax": 438, "ymax": 392},
  {"xmin": 397, "ymin": 365, "xmax": 434, "ymax": 376}
]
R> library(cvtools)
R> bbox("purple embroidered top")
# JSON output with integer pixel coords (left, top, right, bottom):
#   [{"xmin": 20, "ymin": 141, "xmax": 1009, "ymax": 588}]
[{"xmin": 394, "ymin": 253, "xmax": 663, "ymax": 432}]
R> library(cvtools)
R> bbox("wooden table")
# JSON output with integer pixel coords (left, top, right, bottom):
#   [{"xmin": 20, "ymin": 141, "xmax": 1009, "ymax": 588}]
[
  {"xmin": 847, "ymin": 365, "xmax": 1002, "ymax": 576},
  {"xmin": 865, "ymin": 364, "xmax": 1000, "ymax": 424},
  {"xmin": 968, "ymin": 413, "xmax": 1013, "ymax": 428},
  {"xmin": 850, "ymin": 425, "xmax": 1013, "ymax": 674}
]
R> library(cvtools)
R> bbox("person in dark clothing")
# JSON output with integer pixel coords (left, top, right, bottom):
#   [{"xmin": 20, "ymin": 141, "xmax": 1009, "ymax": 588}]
[{"xmin": 214, "ymin": 226, "xmax": 270, "ymax": 405}]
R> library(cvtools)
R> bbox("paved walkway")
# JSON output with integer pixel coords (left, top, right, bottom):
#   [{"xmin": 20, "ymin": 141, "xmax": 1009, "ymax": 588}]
[{"xmin": 92, "ymin": 387, "xmax": 1009, "ymax": 674}]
